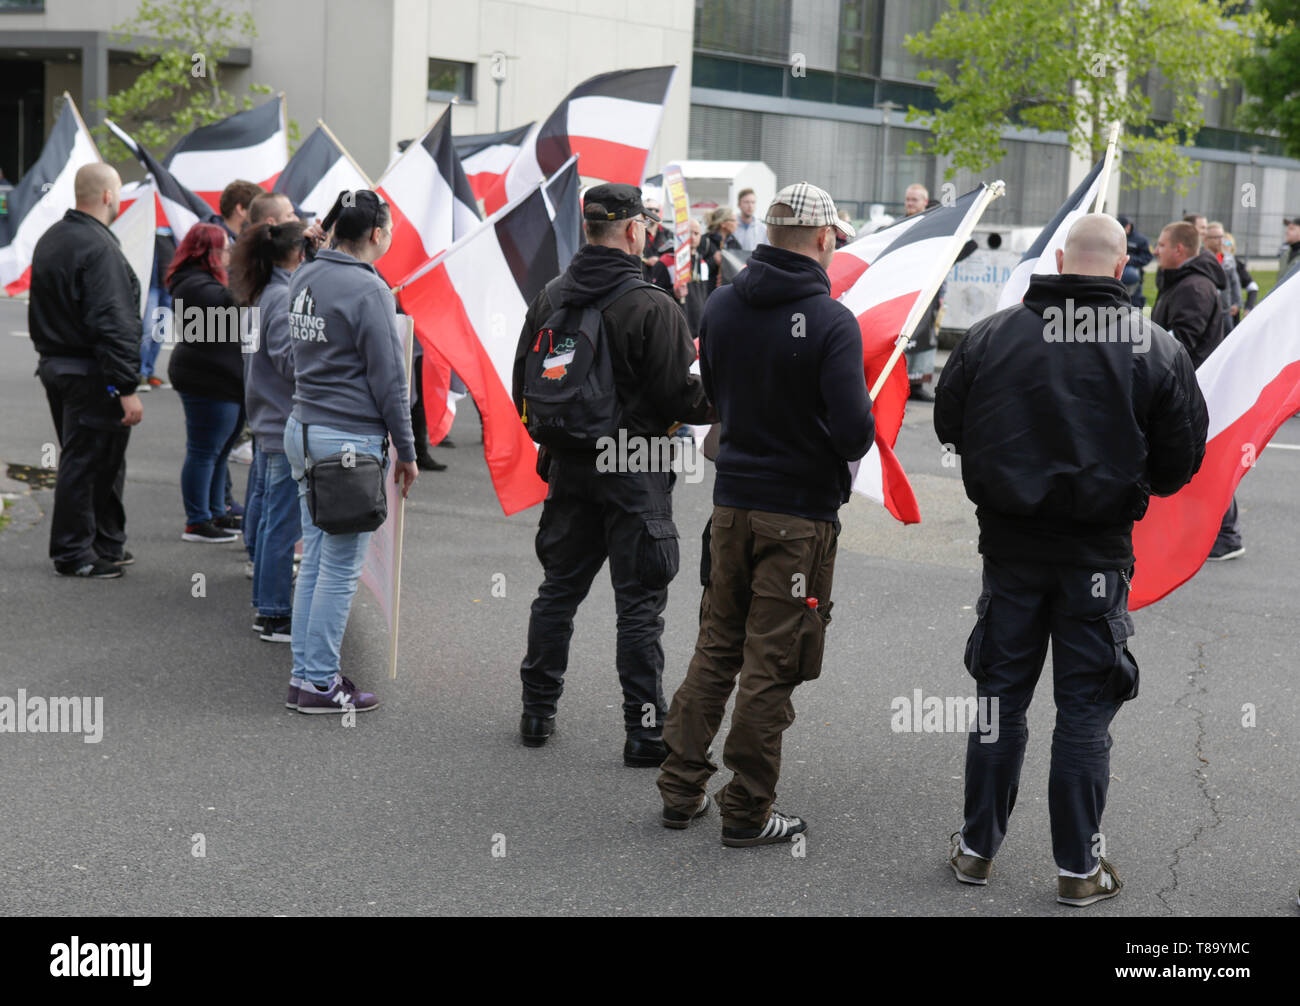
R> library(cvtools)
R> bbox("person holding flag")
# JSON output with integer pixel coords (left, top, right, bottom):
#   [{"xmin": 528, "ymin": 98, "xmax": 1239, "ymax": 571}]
[
  {"xmin": 935, "ymin": 214, "xmax": 1207, "ymax": 906},
  {"xmin": 656, "ymin": 182, "xmax": 870, "ymax": 846}
]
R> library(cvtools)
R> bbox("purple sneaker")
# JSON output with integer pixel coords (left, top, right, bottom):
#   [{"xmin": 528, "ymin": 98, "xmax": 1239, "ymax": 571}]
[
  {"xmin": 285, "ymin": 676, "xmax": 304, "ymax": 710},
  {"xmin": 295, "ymin": 675, "xmax": 379, "ymax": 715}
]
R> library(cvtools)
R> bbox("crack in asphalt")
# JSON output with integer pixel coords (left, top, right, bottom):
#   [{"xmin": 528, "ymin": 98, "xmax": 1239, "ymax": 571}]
[{"xmin": 1155, "ymin": 637, "xmax": 1225, "ymax": 914}]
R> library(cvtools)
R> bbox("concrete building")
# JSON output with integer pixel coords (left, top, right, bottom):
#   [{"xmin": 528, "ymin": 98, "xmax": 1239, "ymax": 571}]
[
  {"xmin": 688, "ymin": 0, "xmax": 1300, "ymax": 258},
  {"xmin": 2, "ymin": 0, "xmax": 1297, "ymax": 258},
  {"xmin": 0, "ymin": 0, "xmax": 693, "ymax": 184}
]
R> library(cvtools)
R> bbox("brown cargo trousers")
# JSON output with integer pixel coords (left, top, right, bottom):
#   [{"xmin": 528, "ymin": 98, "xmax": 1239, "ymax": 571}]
[{"xmin": 657, "ymin": 505, "xmax": 839, "ymax": 829}]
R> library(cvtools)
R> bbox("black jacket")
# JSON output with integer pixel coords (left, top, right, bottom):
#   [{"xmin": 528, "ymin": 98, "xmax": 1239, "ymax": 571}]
[
  {"xmin": 1126, "ymin": 228, "xmax": 1153, "ymax": 270},
  {"xmin": 28, "ymin": 209, "xmax": 142, "ymax": 394},
  {"xmin": 513, "ymin": 244, "xmax": 710, "ymax": 439},
  {"xmin": 166, "ymin": 264, "xmax": 244, "ymax": 403},
  {"xmin": 701, "ymin": 243, "xmax": 875, "ymax": 522},
  {"xmin": 1152, "ymin": 249, "xmax": 1225, "ymax": 368},
  {"xmin": 935, "ymin": 274, "xmax": 1207, "ymax": 569}
]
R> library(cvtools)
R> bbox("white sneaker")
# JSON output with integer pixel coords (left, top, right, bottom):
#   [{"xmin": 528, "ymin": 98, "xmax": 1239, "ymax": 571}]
[{"xmin": 230, "ymin": 441, "xmax": 254, "ymax": 464}]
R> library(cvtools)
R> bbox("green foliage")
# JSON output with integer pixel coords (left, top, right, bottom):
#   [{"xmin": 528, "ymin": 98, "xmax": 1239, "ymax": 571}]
[
  {"xmin": 903, "ymin": 0, "xmax": 1268, "ymax": 193},
  {"xmin": 94, "ymin": 0, "xmax": 298, "ymax": 163},
  {"xmin": 1238, "ymin": 0, "xmax": 1300, "ymax": 160}
]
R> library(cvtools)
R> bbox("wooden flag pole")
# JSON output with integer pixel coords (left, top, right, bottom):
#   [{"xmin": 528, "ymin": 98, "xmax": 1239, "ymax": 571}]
[
  {"xmin": 388, "ymin": 316, "xmax": 415, "ymax": 680},
  {"xmin": 317, "ymin": 118, "xmax": 375, "ymax": 189},
  {"xmin": 867, "ymin": 179, "xmax": 1007, "ymax": 401},
  {"xmin": 1092, "ymin": 121, "xmax": 1122, "ymax": 215}
]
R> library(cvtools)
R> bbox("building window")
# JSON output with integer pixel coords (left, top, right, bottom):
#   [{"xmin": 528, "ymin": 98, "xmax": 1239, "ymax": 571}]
[
  {"xmin": 880, "ymin": 0, "xmax": 945, "ymax": 81},
  {"xmin": 427, "ymin": 58, "xmax": 474, "ymax": 102},
  {"xmin": 838, "ymin": 0, "xmax": 880, "ymax": 76},
  {"xmin": 695, "ymin": 0, "xmax": 792, "ymax": 61}
]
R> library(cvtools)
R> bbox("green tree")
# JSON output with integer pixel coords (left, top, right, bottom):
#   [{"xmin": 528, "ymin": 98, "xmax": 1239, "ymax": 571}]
[
  {"xmin": 903, "ymin": 0, "xmax": 1270, "ymax": 192},
  {"xmin": 95, "ymin": 0, "xmax": 295, "ymax": 162},
  {"xmin": 1238, "ymin": 0, "xmax": 1300, "ymax": 159}
]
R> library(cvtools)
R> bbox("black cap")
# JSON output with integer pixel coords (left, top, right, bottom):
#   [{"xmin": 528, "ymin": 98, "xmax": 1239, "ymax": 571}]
[{"xmin": 583, "ymin": 183, "xmax": 660, "ymax": 223}]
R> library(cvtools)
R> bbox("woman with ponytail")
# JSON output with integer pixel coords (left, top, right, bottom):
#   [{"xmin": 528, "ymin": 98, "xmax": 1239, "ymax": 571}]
[
  {"xmin": 231, "ymin": 220, "xmax": 307, "ymax": 644},
  {"xmin": 282, "ymin": 190, "xmax": 418, "ymax": 713}
]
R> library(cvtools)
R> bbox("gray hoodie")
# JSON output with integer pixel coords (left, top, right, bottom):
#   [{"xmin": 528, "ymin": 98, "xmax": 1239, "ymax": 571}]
[
  {"xmin": 288, "ymin": 248, "xmax": 415, "ymax": 461},
  {"xmin": 244, "ymin": 266, "xmax": 295, "ymax": 452}
]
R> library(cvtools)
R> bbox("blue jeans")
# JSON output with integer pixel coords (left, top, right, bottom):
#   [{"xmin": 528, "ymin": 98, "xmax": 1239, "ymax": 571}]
[
  {"xmin": 284, "ymin": 415, "xmax": 384, "ymax": 685},
  {"xmin": 177, "ymin": 392, "xmax": 244, "ymax": 525},
  {"xmin": 252, "ymin": 450, "xmax": 300, "ymax": 618},
  {"xmin": 244, "ymin": 442, "xmax": 266, "ymax": 561},
  {"xmin": 140, "ymin": 282, "xmax": 169, "ymax": 378}
]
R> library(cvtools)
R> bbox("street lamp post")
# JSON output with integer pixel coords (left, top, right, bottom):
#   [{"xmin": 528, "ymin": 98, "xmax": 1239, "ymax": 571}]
[
  {"xmin": 489, "ymin": 51, "xmax": 508, "ymax": 132},
  {"xmin": 876, "ymin": 100, "xmax": 902, "ymax": 209},
  {"xmin": 1247, "ymin": 144, "xmax": 1263, "ymax": 261}
]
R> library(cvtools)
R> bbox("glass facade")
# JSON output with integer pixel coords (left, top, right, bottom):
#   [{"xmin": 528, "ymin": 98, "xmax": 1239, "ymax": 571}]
[{"xmin": 689, "ymin": 0, "xmax": 1300, "ymax": 247}]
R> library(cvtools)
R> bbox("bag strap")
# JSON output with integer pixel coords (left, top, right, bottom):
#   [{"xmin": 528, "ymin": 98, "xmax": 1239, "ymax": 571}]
[{"xmin": 302, "ymin": 420, "xmax": 311, "ymax": 469}]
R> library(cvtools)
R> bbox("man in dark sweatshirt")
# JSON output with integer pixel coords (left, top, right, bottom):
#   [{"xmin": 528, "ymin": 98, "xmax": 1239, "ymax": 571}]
[
  {"xmin": 511, "ymin": 183, "xmax": 711, "ymax": 766},
  {"xmin": 657, "ymin": 182, "xmax": 873, "ymax": 847},
  {"xmin": 936, "ymin": 214, "xmax": 1207, "ymax": 906},
  {"xmin": 1153, "ymin": 220, "xmax": 1242, "ymax": 560}
]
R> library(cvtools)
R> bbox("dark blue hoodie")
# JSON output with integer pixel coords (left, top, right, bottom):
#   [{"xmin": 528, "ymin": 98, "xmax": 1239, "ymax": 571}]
[{"xmin": 700, "ymin": 243, "xmax": 875, "ymax": 522}]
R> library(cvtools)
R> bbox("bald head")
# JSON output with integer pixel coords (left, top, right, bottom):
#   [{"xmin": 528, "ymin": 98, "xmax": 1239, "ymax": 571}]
[
  {"xmin": 74, "ymin": 163, "xmax": 122, "ymax": 225},
  {"xmin": 1057, "ymin": 213, "xmax": 1128, "ymax": 278}
]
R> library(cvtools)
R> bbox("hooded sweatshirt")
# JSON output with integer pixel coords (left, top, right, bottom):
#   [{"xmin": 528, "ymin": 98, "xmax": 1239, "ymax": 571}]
[
  {"xmin": 1152, "ymin": 249, "xmax": 1225, "ymax": 368},
  {"xmin": 700, "ymin": 243, "xmax": 874, "ymax": 522},
  {"xmin": 935, "ymin": 274, "xmax": 1207, "ymax": 569},
  {"xmin": 288, "ymin": 248, "xmax": 415, "ymax": 461},
  {"xmin": 243, "ymin": 266, "xmax": 294, "ymax": 452},
  {"xmin": 513, "ymin": 243, "xmax": 709, "ymax": 439}
]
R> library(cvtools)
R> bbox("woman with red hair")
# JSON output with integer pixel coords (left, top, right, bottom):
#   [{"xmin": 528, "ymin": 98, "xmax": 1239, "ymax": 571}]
[{"xmin": 166, "ymin": 222, "xmax": 245, "ymax": 543}]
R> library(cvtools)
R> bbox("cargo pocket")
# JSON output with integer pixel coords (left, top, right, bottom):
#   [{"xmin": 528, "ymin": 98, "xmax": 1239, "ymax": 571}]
[
  {"xmin": 785, "ymin": 599, "xmax": 834, "ymax": 681},
  {"xmin": 963, "ymin": 591, "xmax": 991, "ymax": 683},
  {"xmin": 1094, "ymin": 609, "xmax": 1140, "ymax": 702},
  {"xmin": 699, "ymin": 516, "xmax": 713, "ymax": 587},
  {"xmin": 637, "ymin": 515, "xmax": 680, "ymax": 590}
]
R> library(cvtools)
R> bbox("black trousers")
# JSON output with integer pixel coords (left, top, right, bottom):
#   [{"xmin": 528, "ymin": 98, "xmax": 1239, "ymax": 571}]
[
  {"xmin": 519, "ymin": 453, "xmax": 679, "ymax": 738},
  {"xmin": 38, "ymin": 362, "xmax": 131, "ymax": 568},
  {"xmin": 962, "ymin": 556, "xmax": 1138, "ymax": 874}
]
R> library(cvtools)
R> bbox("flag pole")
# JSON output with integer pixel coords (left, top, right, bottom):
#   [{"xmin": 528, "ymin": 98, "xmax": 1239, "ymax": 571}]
[
  {"xmin": 868, "ymin": 179, "xmax": 1006, "ymax": 401},
  {"xmin": 317, "ymin": 118, "xmax": 374, "ymax": 188},
  {"xmin": 1092, "ymin": 121, "xmax": 1121, "ymax": 214},
  {"xmin": 388, "ymin": 316, "xmax": 416, "ymax": 680}
]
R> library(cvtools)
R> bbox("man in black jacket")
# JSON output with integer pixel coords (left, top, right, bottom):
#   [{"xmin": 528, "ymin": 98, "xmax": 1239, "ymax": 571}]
[
  {"xmin": 657, "ymin": 182, "xmax": 873, "ymax": 847},
  {"xmin": 29, "ymin": 163, "xmax": 143, "ymax": 579},
  {"xmin": 511, "ymin": 183, "xmax": 711, "ymax": 766},
  {"xmin": 1153, "ymin": 221, "xmax": 1243, "ymax": 560},
  {"xmin": 936, "ymin": 214, "xmax": 1207, "ymax": 905}
]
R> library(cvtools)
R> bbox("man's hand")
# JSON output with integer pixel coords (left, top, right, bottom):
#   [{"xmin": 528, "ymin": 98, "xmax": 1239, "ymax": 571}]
[
  {"xmin": 1230, "ymin": 304, "xmax": 1240, "ymax": 317},
  {"xmin": 394, "ymin": 460, "xmax": 418, "ymax": 499},
  {"xmin": 119, "ymin": 394, "xmax": 143, "ymax": 427}
]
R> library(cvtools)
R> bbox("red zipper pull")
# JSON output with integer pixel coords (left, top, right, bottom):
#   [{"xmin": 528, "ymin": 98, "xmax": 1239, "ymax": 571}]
[
  {"xmin": 806, "ymin": 597, "xmax": 819, "ymax": 609},
  {"xmin": 533, "ymin": 330, "xmax": 543, "ymax": 352}
]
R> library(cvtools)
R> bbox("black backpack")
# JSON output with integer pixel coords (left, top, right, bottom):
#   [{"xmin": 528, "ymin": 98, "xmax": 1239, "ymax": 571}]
[{"xmin": 520, "ymin": 274, "xmax": 657, "ymax": 449}]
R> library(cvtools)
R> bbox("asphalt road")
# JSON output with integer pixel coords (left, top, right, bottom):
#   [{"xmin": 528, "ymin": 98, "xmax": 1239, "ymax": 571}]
[{"xmin": 1, "ymin": 297, "xmax": 1296, "ymax": 917}]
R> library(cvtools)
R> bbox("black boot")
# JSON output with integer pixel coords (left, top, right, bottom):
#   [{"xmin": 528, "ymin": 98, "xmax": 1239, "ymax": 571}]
[
  {"xmin": 416, "ymin": 453, "xmax": 447, "ymax": 471},
  {"xmin": 520, "ymin": 714, "xmax": 555, "ymax": 747},
  {"xmin": 624, "ymin": 736, "xmax": 667, "ymax": 767}
]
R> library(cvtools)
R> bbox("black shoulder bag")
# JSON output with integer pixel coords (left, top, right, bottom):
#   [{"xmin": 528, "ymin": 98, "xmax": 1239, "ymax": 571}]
[{"xmin": 301, "ymin": 422, "xmax": 389, "ymax": 534}]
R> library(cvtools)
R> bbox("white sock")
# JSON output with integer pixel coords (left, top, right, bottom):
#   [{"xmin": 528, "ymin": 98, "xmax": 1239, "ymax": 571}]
[
  {"xmin": 958, "ymin": 834, "xmax": 987, "ymax": 860},
  {"xmin": 1059, "ymin": 862, "xmax": 1100, "ymax": 879}
]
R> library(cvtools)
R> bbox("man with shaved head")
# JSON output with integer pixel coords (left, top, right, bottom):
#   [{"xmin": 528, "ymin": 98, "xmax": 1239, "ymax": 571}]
[
  {"xmin": 28, "ymin": 161, "xmax": 144, "ymax": 579},
  {"xmin": 935, "ymin": 213, "xmax": 1208, "ymax": 906}
]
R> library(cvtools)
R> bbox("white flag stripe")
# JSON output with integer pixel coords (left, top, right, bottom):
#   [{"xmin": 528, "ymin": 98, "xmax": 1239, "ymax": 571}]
[
  {"xmin": 840, "ymin": 234, "xmax": 954, "ymax": 317},
  {"xmin": 0, "ymin": 127, "xmax": 98, "ymax": 287},
  {"xmin": 158, "ymin": 193, "xmax": 201, "ymax": 242},
  {"xmin": 443, "ymin": 233, "xmax": 530, "ymax": 392},
  {"xmin": 168, "ymin": 130, "xmax": 286, "ymax": 191},
  {"xmin": 565, "ymin": 95, "xmax": 663, "ymax": 153},
  {"xmin": 851, "ymin": 446, "xmax": 885, "ymax": 504},
  {"xmin": 110, "ymin": 181, "xmax": 156, "ymax": 317},
  {"xmin": 1197, "ymin": 275, "xmax": 1300, "ymax": 439},
  {"xmin": 381, "ymin": 143, "xmax": 455, "ymax": 257},
  {"xmin": 296, "ymin": 153, "xmax": 370, "ymax": 220},
  {"xmin": 839, "ymin": 213, "xmax": 924, "ymax": 268},
  {"xmin": 502, "ymin": 123, "xmax": 544, "ymax": 206},
  {"xmin": 462, "ymin": 143, "xmax": 523, "ymax": 175}
]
